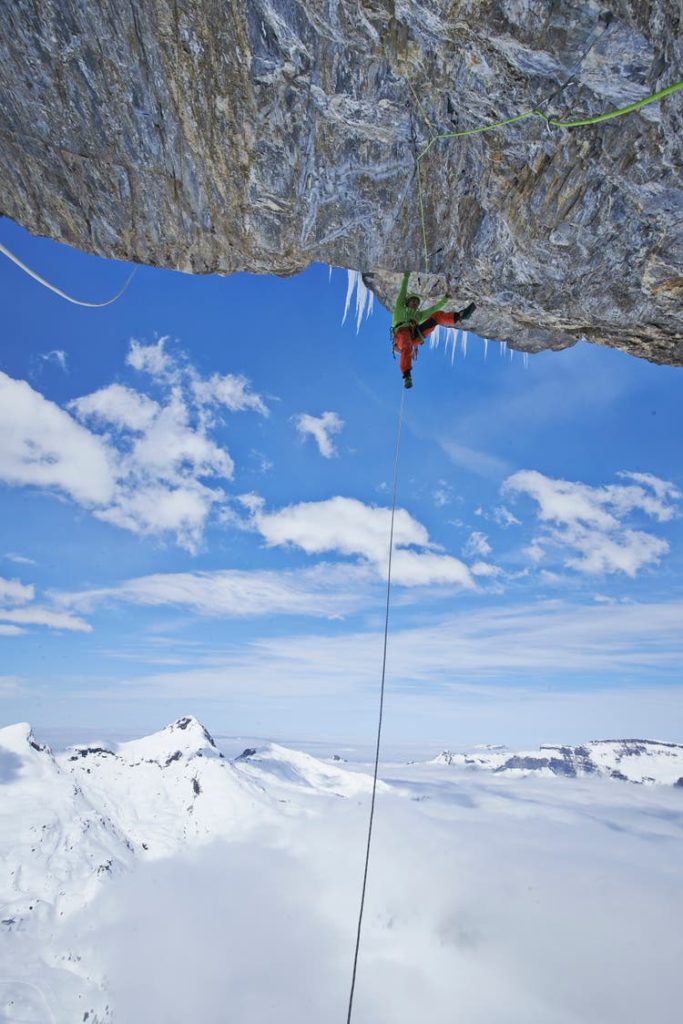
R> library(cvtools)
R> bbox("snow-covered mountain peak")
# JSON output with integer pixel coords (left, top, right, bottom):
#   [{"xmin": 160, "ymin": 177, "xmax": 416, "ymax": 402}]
[
  {"xmin": 113, "ymin": 715, "xmax": 218, "ymax": 764},
  {"xmin": 235, "ymin": 742, "xmax": 381, "ymax": 797},
  {"xmin": 0, "ymin": 721, "xmax": 50, "ymax": 758}
]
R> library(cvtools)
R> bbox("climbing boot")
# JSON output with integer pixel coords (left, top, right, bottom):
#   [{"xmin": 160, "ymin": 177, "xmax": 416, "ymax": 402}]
[
  {"xmin": 458, "ymin": 301, "xmax": 476, "ymax": 321},
  {"xmin": 403, "ymin": 371, "xmax": 413, "ymax": 389}
]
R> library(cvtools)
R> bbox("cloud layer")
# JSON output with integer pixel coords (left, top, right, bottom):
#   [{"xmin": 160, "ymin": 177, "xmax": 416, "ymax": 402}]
[{"xmin": 65, "ymin": 766, "xmax": 683, "ymax": 1024}]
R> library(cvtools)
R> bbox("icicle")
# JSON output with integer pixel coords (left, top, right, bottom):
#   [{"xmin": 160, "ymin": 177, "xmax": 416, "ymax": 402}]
[
  {"xmin": 451, "ymin": 331, "xmax": 458, "ymax": 365},
  {"xmin": 500, "ymin": 340, "xmax": 507, "ymax": 358},
  {"xmin": 484, "ymin": 338, "xmax": 489, "ymax": 360},
  {"xmin": 462, "ymin": 330, "xmax": 469, "ymax": 358},
  {"xmin": 354, "ymin": 275, "xmax": 366, "ymax": 332},
  {"xmin": 510, "ymin": 346, "xmax": 514, "ymax": 361},
  {"xmin": 523, "ymin": 352, "xmax": 529, "ymax": 370},
  {"xmin": 429, "ymin": 324, "xmax": 446, "ymax": 350},
  {"xmin": 328, "ymin": 265, "xmax": 332, "ymax": 281},
  {"xmin": 342, "ymin": 270, "xmax": 375, "ymax": 332},
  {"xmin": 342, "ymin": 270, "xmax": 357, "ymax": 325}
]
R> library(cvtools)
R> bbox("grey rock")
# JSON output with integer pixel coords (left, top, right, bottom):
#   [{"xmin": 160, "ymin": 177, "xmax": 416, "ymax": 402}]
[{"xmin": 1, "ymin": 1, "xmax": 682, "ymax": 363}]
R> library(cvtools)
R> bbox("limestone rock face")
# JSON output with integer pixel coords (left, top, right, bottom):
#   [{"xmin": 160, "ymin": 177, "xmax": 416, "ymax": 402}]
[{"xmin": 1, "ymin": 1, "xmax": 682, "ymax": 363}]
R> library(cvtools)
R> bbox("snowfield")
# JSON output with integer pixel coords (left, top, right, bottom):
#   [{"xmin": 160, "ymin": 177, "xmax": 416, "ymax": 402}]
[{"xmin": 1, "ymin": 717, "xmax": 682, "ymax": 1022}]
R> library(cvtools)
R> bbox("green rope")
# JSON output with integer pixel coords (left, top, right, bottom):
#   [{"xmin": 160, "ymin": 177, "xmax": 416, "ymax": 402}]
[
  {"xmin": 418, "ymin": 80, "xmax": 683, "ymax": 160},
  {"xmin": 413, "ymin": 78, "xmax": 683, "ymax": 272},
  {"xmin": 542, "ymin": 79, "xmax": 683, "ymax": 127}
]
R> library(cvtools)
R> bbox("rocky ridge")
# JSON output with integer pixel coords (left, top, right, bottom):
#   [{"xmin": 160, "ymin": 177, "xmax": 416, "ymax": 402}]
[
  {"xmin": 1, "ymin": 2, "xmax": 682, "ymax": 363},
  {"xmin": 434, "ymin": 738, "xmax": 683, "ymax": 785}
]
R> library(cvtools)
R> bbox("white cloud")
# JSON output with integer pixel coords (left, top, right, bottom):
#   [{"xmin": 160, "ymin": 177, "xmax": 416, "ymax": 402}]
[
  {"xmin": 504, "ymin": 469, "xmax": 678, "ymax": 577},
  {"xmin": 2, "ymin": 340, "xmax": 269, "ymax": 553},
  {"xmin": 462, "ymin": 531, "xmax": 492, "ymax": 558},
  {"xmin": 192, "ymin": 374, "xmax": 269, "ymax": 416},
  {"xmin": 70, "ymin": 384, "xmax": 160, "ymax": 433},
  {"xmin": 294, "ymin": 412, "xmax": 344, "ymax": 458},
  {"xmin": 128, "ymin": 391, "xmax": 234, "ymax": 481},
  {"xmin": 96, "ymin": 481, "xmax": 222, "ymax": 551},
  {"xmin": 0, "ymin": 372, "xmax": 116, "ymax": 505},
  {"xmin": 250, "ymin": 496, "xmax": 475, "ymax": 589},
  {"xmin": 470, "ymin": 561, "xmax": 503, "ymax": 578},
  {"xmin": 126, "ymin": 337, "xmax": 177, "ymax": 381},
  {"xmin": 432, "ymin": 480, "xmax": 453, "ymax": 508},
  {"xmin": 0, "ymin": 605, "xmax": 90, "ymax": 632},
  {"xmin": 491, "ymin": 505, "xmax": 521, "ymax": 528},
  {"xmin": 0, "ymin": 573, "xmax": 88, "ymax": 635},
  {"xmin": 0, "ymin": 576, "xmax": 34, "ymax": 606},
  {"xmin": 59, "ymin": 564, "xmax": 375, "ymax": 620},
  {"xmin": 616, "ymin": 471, "xmax": 681, "ymax": 504}
]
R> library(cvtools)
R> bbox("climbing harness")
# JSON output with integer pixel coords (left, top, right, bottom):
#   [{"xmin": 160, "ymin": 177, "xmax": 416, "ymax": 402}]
[
  {"xmin": 410, "ymin": 79, "xmax": 683, "ymax": 272},
  {"xmin": 0, "ymin": 240, "xmax": 136, "ymax": 307},
  {"xmin": 346, "ymin": 385, "xmax": 405, "ymax": 1024}
]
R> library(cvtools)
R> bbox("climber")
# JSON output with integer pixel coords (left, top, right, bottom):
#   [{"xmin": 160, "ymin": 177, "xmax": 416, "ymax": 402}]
[{"xmin": 392, "ymin": 272, "xmax": 476, "ymax": 388}]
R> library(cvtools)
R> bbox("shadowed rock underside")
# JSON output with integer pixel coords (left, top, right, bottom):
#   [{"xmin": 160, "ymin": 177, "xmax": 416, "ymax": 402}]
[{"xmin": 1, "ymin": 1, "xmax": 682, "ymax": 363}]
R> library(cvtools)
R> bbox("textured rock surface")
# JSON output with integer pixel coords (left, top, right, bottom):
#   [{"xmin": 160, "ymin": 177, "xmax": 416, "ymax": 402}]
[{"xmin": 1, "ymin": 1, "xmax": 682, "ymax": 362}]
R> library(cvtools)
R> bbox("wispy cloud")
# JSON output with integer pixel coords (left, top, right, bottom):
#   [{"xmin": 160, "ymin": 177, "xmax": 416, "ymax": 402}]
[
  {"xmin": 462, "ymin": 532, "xmax": 492, "ymax": 558},
  {"xmin": 39, "ymin": 349, "xmax": 68, "ymax": 371},
  {"xmin": 0, "ymin": 605, "xmax": 91, "ymax": 633},
  {"xmin": 0, "ymin": 574, "xmax": 90, "ymax": 633},
  {"xmin": 294, "ymin": 412, "xmax": 344, "ymax": 458},
  {"xmin": 59, "ymin": 563, "xmax": 376, "ymax": 620},
  {"xmin": 93, "ymin": 598, "xmax": 683, "ymax": 706},
  {"xmin": 3, "ymin": 553, "xmax": 37, "ymax": 566},
  {"xmin": 440, "ymin": 440, "xmax": 512, "ymax": 480}
]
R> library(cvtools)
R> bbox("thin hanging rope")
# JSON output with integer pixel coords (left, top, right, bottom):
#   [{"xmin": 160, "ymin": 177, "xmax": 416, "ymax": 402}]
[
  {"xmin": 346, "ymin": 385, "xmax": 406, "ymax": 1024},
  {"xmin": 0, "ymin": 240, "xmax": 136, "ymax": 307}
]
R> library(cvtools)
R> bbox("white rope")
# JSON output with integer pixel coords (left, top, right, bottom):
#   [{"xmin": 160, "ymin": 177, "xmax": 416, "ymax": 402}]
[
  {"xmin": 0, "ymin": 240, "xmax": 136, "ymax": 307},
  {"xmin": 346, "ymin": 385, "xmax": 406, "ymax": 1024}
]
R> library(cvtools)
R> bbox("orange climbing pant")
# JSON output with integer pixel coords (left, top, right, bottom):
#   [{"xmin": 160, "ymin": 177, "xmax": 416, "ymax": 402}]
[{"xmin": 393, "ymin": 310, "xmax": 460, "ymax": 374}]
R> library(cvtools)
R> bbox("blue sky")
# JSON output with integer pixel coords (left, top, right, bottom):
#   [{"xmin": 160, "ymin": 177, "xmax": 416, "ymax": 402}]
[{"xmin": 1, "ymin": 216, "xmax": 682, "ymax": 748}]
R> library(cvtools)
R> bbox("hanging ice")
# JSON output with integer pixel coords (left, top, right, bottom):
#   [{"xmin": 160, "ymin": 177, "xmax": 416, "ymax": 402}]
[
  {"xmin": 462, "ymin": 330, "xmax": 469, "ymax": 358},
  {"xmin": 342, "ymin": 270, "xmax": 375, "ymax": 333},
  {"xmin": 484, "ymin": 338, "xmax": 489, "ymax": 360}
]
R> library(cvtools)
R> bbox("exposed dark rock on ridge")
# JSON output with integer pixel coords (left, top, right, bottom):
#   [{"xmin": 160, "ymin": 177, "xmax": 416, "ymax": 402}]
[
  {"xmin": 435, "ymin": 738, "xmax": 683, "ymax": 784},
  {"xmin": 1, "ymin": 1, "xmax": 682, "ymax": 363}
]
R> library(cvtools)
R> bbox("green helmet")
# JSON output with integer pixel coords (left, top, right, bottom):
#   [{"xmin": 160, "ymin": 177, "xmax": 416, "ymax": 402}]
[{"xmin": 406, "ymin": 293, "xmax": 421, "ymax": 305}]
